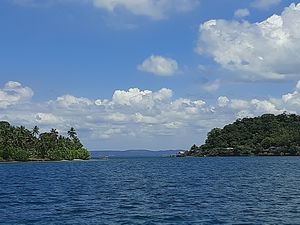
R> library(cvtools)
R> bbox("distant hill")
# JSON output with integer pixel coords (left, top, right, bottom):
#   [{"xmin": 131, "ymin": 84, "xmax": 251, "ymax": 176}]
[
  {"xmin": 90, "ymin": 150, "xmax": 180, "ymax": 158},
  {"xmin": 185, "ymin": 113, "xmax": 300, "ymax": 157}
]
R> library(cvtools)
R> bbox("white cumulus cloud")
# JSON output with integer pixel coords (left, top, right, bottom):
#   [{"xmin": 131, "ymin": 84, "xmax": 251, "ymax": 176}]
[
  {"xmin": 217, "ymin": 96, "xmax": 230, "ymax": 107},
  {"xmin": 138, "ymin": 55, "xmax": 179, "ymax": 76},
  {"xmin": 0, "ymin": 81, "xmax": 33, "ymax": 108},
  {"xmin": 35, "ymin": 113, "xmax": 64, "ymax": 125},
  {"xmin": 54, "ymin": 95, "xmax": 93, "ymax": 107},
  {"xmin": 197, "ymin": 3, "xmax": 300, "ymax": 81}
]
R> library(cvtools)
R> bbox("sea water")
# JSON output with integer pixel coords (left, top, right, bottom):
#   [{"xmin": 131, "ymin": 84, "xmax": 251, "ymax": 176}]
[{"xmin": 1, "ymin": 157, "xmax": 300, "ymax": 224}]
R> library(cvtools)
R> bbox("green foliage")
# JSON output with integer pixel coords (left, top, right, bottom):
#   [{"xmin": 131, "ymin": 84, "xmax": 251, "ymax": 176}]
[
  {"xmin": 188, "ymin": 113, "xmax": 300, "ymax": 157},
  {"xmin": 74, "ymin": 148, "xmax": 90, "ymax": 160},
  {"xmin": 11, "ymin": 148, "xmax": 30, "ymax": 161},
  {"xmin": 0, "ymin": 122, "xmax": 90, "ymax": 161}
]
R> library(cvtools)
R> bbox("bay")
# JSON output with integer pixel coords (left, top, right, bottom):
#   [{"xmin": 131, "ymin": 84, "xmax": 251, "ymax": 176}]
[{"xmin": 1, "ymin": 157, "xmax": 300, "ymax": 225}]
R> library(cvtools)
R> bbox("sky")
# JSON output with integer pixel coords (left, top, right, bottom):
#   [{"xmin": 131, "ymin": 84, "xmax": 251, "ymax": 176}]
[{"xmin": 1, "ymin": 0, "xmax": 300, "ymax": 150}]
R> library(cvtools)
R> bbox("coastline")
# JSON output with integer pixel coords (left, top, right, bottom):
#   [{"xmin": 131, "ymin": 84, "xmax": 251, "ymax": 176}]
[
  {"xmin": 178, "ymin": 154, "xmax": 300, "ymax": 157},
  {"xmin": 0, "ymin": 159, "xmax": 88, "ymax": 164}
]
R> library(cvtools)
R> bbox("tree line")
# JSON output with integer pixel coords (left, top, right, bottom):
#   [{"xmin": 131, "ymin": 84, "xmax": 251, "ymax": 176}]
[
  {"xmin": 0, "ymin": 121, "xmax": 90, "ymax": 161},
  {"xmin": 185, "ymin": 113, "xmax": 300, "ymax": 157}
]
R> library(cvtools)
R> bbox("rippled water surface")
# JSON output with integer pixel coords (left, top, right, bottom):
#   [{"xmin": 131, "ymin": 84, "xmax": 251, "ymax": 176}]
[{"xmin": 1, "ymin": 157, "xmax": 300, "ymax": 224}]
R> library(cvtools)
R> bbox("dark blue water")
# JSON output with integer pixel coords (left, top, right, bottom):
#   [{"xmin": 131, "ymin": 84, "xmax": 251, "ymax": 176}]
[{"xmin": 1, "ymin": 157, "xmax": 300, "ymax": 225}]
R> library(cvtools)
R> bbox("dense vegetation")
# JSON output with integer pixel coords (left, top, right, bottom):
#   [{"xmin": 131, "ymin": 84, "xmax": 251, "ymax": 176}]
[
  {"xmin": 0, "ymin": 121, "xmax": 90, "ymax": 161},
  {"xmin": 185, "ymin": 113, "xmax": 300, "ymax": 157}
]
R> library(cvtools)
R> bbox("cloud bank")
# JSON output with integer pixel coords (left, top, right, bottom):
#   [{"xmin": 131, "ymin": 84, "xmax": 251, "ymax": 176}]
[{"xmin": 2, "ymin": 81, "xmax": 300, "ymax": 149}]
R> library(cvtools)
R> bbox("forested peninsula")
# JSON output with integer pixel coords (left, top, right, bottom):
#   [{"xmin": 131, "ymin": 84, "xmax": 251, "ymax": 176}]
[
  {"xmin": 0, "ymin": 121, "xmax": 90, "ymax": 162},
  {"xmin": 184, "ymin": 113, "xmax": 300, "ymax": 157}
]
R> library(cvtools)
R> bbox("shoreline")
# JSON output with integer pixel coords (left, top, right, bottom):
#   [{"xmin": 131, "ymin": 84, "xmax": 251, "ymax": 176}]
[
  {"xmin": 178, "ymin": 154, "xmax": 300, "ymax": 157},
  {"xmin": 0, "ymin": 159, "xmax": 89, "ymax": 164},
  {"xmin": 2, "ymin": 155, "xmax": 300, "ymax": 164}
]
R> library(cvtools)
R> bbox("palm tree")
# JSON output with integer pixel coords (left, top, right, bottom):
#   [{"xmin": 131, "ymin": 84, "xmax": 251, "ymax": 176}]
[
  {"xmin": 32, "ymin": 126, "xmax": 39, "ymax": 137},
  {"xmin": 67, "ymin": 127, "xmax": 77, "ymax": 139},
  {"xmin": 0, "ymin": 122, "xmax": 89, "ymax": 161},
  {"xmin": 50, "ymin": 128, "xmax": 59, "ymax": 139}
]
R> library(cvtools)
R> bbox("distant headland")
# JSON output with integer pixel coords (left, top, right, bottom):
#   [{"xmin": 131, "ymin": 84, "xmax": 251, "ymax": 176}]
[
  {"xmin": 0, "ymin": 121, "xmax": 90, "ymax": 162},
  {"xmin": 182, "ymin": 113, "xmax": 300, "ymax": 157}
]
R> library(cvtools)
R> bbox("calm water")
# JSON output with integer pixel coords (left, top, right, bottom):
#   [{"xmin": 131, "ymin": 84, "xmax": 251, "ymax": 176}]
[{"xmin": 1, "ymin": 157, "xmax": 300, "ymax": 225}]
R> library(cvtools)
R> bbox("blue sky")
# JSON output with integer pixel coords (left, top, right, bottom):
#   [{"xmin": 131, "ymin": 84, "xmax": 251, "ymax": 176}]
[{"xmin": 1, "ymin": 0, "xmax": 300, "ymax": 150}]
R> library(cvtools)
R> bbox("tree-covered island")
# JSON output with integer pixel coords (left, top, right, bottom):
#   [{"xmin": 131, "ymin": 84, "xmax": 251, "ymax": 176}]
[
  {"xmin": 0, "ymin": 121, "xmax": 90, "ymax": 161},
  {"xmin": 183, "ymin": 113, "xmax": 300, "ymax": 157}
]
